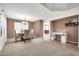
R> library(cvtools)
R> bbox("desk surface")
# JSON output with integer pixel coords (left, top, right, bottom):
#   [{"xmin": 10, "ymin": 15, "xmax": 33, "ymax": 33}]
[{"xmin": 53, "ymin": 32, "xmax": 67, "ymax": 35}]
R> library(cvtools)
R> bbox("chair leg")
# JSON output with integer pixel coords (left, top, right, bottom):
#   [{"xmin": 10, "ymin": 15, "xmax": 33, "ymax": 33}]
[
  {"xmin": 15, "ymin": 38, "xmax": 17, "ymax": 42},
  {"xmin": 29, "ymin": 39, "xmax": 31, "ymax": 42},
  {"xmin": 24, "ymin": 40, "xmax": 26, "ymax": 43}
]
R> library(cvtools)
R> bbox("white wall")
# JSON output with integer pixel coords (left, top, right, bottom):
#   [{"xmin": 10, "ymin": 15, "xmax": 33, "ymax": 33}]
[
  {"xmin": 78, "ymin": 15, "xmax": 79, "ymax": 47},
  {"xmin": 0, "ymin": 11, "xmax": 7, "ymax": 51},
  {"xmin": 43, "ymin": 20, "xmax": 51, "ymax": 41}
]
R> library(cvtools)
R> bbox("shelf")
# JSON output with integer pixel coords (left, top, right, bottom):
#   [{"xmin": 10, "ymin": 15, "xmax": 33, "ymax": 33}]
[{"xmin": 65, "ymin": 22, "xmax": 78, "ymax": 26}]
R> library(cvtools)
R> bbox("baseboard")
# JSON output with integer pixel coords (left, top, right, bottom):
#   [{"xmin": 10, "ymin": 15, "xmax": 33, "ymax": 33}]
[
  {"xmin": 67, "ymin": 41, "xmax": 78, "ymax": 44},
  {"xmin": 0, "ymin": 39, "xmax": 7, "ymax": 51}
]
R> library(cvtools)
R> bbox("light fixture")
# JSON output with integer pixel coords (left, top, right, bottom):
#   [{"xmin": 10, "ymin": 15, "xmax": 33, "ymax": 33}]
[
  {"xmin": 22, "ymin": 21, "xmax": 25, "ymax": 25},
  {"xmin": 21, "ymin": 17, "xmax": 27, "ymax": 25}
]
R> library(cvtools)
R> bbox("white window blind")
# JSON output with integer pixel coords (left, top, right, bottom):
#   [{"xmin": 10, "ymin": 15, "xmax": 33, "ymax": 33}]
[{"xmin": 14, "ymin": 22, "xmax": 29, "ymax": 33}]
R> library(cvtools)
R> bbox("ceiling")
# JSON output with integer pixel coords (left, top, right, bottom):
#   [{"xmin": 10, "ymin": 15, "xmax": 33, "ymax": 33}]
[
  {"xmin": 41, "ymin": 3, "xmax": 79, "ymax": 11},
  {"xmin": 0, "ymin": 3, "xmax": 79, "ymax": 21},
  {"xmin": 0, "ymin": 3, "xmax": 49, "ymax": 21}
]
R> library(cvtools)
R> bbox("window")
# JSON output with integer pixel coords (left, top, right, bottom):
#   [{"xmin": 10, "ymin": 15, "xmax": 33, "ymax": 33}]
[{"xmin": 14, "ymin": 22, "xmax": 29, "ymax": 33}]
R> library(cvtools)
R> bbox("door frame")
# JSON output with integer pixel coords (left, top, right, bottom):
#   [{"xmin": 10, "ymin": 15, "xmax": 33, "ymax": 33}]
[{"xmin": 78, "ymin": 15, "xmax": 79, "ymax": 47}]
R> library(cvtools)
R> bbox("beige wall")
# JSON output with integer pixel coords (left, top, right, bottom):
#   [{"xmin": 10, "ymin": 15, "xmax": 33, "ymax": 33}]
[
  {"xmin": 29, "ymin": 22, "xmax": 33, "ymax": 31},
  {"xmin": 51, "ymin": 15, "xmax": 78, "ymax": 43},
  {"xmin": 33, "ymin": 20, "xmax": 43, "ymax": 37},
  {"xmin": 7, "ymin": 18, "xmax": 14, "ymax": 38},
  {"xmin": 7, "ymin": 18, "xmax": 33, "ymax": 39}
]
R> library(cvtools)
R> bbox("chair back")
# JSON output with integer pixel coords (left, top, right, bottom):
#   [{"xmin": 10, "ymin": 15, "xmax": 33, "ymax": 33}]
[{"xmin": 24, "ymin": 30, "xmax": 30, "ymax": 39}]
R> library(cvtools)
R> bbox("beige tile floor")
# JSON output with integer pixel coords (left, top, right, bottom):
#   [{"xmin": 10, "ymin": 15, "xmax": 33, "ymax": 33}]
[{"xmin": 0, "ymin": 37, "xmax": 79, "ymax": 56}]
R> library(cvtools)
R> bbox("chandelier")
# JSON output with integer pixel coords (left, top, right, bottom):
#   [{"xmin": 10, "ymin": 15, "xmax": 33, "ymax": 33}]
[{"xmin": 21, "ymin": 17, "xmax": 27, "ymax": 25}]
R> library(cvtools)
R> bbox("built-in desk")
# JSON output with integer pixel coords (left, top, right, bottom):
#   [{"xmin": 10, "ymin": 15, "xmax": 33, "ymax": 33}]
[{"xmin": 51, "ymin": 32, "xmax": 67, "ymax": 43}]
